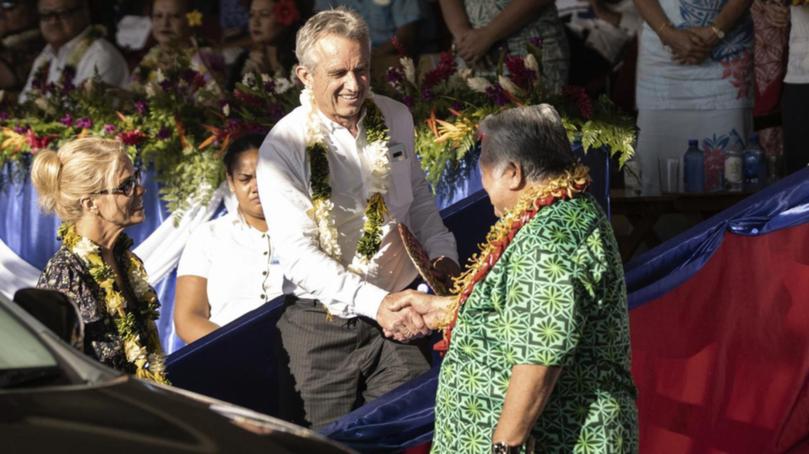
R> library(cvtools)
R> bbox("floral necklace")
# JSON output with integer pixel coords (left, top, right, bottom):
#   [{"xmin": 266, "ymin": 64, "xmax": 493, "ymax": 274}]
[
  {"xmin": 303, "ymin": 88, "xmax": 392, "ymax": 270},
  {"xmin": 434, "ymin": 165, "xmax": 590, "ymax": 353},
  {"xmin": 58, "ymin": 223, "xmax": 169, "ymax": 384},
  {"xmin": 30, "ymin": 25, "xmax": 104, "ymax": 93}
]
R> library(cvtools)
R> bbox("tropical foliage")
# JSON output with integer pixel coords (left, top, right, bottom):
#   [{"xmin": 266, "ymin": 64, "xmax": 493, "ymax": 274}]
[{"xmin": 0, "ymin": 41, "xmax": 635, "ymax": 218}]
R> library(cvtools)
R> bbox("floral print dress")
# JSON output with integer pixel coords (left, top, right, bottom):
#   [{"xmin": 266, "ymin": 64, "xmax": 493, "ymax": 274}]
[{"xmin": 37, "ymin": 243, "xmax": 160, "ymax": 374}]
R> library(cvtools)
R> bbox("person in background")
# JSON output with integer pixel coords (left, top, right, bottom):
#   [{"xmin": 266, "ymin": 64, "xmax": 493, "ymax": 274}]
[
  {"xmin": 750, "ymin": 0, "xmax": 790, "ymax": 175},
  {"xmin": 19, "ymin": 0, "xmax": 129, "ymax": 103},
  {"xmin": 782, "ymin": 3, "xmax": 809, "ymax": 174},
  {"xmin": 438, "ymin": 0, "xmax": 569, "ymax": 93},
  {"xmin": 227, "ymin": 0, "xmax": 309, "ymax": 88},
  {"xmin": 0, "ymin": 0, "xmax": 44, "ymax": 94},
  {"xmin": 173, "ymin": 134, "xmax": 284, "ymax": 344},
  {"xmin": 31, "ymin": 138, "xmax": 168, "ymax": 384},
  {"xmin": 564, "ymin": 0, "xmax": 641, "ymax": 98},
  {"xmin": 131, "ymin": 0, "xmax": 224, "ymax": 88},
  {"xmin": 395, "ymin": 104, "xmax": 637, "ymax": 454},
  {"xmin": 634, "ymin": 0, "xmax": 753, "ymax": 194}
]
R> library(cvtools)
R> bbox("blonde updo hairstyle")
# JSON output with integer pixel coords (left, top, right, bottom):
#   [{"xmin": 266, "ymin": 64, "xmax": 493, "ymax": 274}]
[{"xmin": 31, "ymin": 138, "xmax": 130, "ymax": 223}]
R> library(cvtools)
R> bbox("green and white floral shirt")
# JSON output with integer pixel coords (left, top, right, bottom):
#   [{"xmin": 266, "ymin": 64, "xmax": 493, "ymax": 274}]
[{"xmin": 432, "ymin": 195, "xmax": 638, "ymax": 454}]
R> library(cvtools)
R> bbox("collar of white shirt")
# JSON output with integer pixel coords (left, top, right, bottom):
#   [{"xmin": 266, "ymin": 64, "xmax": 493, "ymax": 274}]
[
  {"xmin": 314, "ymin": 104, "xmax": 368, "ymax": 137},
  {"xmin": 40, "ymin": 25, "xmax": 93, "ymax": 63}
]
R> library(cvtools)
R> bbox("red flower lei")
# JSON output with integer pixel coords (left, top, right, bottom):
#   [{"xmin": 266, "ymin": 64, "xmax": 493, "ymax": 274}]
[{"xmin": 434, "ymin": 165, "xmax": 590, "ymax": 354}]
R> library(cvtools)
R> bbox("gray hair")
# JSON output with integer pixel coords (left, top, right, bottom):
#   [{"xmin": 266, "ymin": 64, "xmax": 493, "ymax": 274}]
[
  {"xmin": 295, "ymin": 7, "xmax": 370, "ymax": 70},
  {"xmin": 478, "ymin": 104, "xmax": 575, "ymax": 181}
]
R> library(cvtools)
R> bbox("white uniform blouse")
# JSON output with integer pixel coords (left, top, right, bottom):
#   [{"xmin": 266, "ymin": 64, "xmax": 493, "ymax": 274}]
[{"xmin": 176, "ymin": 211, "xmax": 284, "ymax": 326}]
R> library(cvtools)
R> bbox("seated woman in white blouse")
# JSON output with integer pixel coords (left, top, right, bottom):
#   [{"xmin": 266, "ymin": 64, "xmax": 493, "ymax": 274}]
[{"xmin": 173, "ymin": 134, "xmax": 283, "ymax": 344}]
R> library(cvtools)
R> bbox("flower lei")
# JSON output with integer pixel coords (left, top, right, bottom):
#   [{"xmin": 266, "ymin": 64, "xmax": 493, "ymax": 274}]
[
  {"xmin": 303, "ymin": 89, "xmax": 392, "ymax": 270},
  {"xmin": 30, "ymin": 25, "xmax": 105, "ymax": 94},
  {"xmin": 433, "ymin": 165, "xmax": 591, "ymax": 353},
  {"xmin": 58, "ymin": 223, "xmax": 169, "ymax": 384}
]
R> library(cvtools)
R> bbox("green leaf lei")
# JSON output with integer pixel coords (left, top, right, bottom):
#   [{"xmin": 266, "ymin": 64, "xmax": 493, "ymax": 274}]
[{"xmin": 306, "ymin": 94, "xmax": 391, "ymax": 264}]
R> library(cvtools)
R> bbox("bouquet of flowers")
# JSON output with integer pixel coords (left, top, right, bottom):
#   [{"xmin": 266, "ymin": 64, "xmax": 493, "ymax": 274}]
[{"xmin": 381, "ymin": 42, "xmax": 636, "ymax": 192}]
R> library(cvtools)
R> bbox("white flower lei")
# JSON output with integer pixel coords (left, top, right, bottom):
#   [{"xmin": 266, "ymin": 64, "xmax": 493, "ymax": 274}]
[{"xmin": 301, "ymin": 88, "xmax": 392, "ymax": 269}]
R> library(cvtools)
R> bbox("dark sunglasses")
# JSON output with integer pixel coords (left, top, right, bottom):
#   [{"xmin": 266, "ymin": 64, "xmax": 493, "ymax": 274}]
[
  {"xmin": 38, "ymin": 5, "xmax": 82, "ymax": 22},
  {"xmin": 92, "ymin": 169, "xmax": 142, "ymax": 197}
]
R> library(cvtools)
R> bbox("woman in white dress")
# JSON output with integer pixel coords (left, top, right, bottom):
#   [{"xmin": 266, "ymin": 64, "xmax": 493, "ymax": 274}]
[{"xmin": 634, "ymin": 0, "xmax": 754, "ymax": 194}]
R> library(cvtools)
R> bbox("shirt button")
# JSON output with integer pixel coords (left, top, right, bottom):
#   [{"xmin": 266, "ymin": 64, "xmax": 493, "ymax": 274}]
[
  {"xmin": 263, "ymin": 251, "xmax": 268, "ymax": 255},
  {"xmin": 262, "ymin": 271, "xmax": 267, "ymax": 276},
  {"xmin": 261, "ymin": 294, "xmax": 266, "ymax": 299}
]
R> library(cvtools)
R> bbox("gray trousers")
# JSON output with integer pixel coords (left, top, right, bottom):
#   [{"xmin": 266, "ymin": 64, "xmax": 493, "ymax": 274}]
[{"xmin": 276, "ymin": 296, "xmax": 430, "ymax": 430}]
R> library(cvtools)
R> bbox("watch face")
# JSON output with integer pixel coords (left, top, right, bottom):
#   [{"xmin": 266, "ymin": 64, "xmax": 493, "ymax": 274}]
[{"xmin": 492, "ymin": 442, "xmax": 516, "ymax": 454}]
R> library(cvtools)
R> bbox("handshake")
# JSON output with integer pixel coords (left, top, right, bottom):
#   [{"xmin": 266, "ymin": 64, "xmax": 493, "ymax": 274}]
[{"xmin": 375, "ymin": 289, "xmax": 454, "ymax": 342}]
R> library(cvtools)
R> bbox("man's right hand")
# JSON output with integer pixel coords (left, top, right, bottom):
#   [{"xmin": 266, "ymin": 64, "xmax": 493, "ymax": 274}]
[
  {"xmin": 382, "ymin": 290, "xmax": 455, "ymax": 330},
  {"xmin": 377, "ymin": 291, "xmax": 432, "ymax": 342}
]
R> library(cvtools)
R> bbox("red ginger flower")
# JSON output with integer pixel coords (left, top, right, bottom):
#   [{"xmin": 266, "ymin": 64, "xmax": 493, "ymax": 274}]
[{"xmin": 118, "ymin": 129, "xmax": 147, "ymax": 146}]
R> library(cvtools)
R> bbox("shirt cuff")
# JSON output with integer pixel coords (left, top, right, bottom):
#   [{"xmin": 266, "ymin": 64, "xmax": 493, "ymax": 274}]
[{"xmin": 354, "ymin": 283, "xmax": 389, "ymax": 320}]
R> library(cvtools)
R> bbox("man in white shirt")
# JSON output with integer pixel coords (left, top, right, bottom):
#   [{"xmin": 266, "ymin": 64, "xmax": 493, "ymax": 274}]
[
  {"xmin": 257, "ymin": 8, "xmax": 459, "ymax": 429},
  {"xmin": 19, "ymin": 0, "xmax": 129, "ymax": 103}
]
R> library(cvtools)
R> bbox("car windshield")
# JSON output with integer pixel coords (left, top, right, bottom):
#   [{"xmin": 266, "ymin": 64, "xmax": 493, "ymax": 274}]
[{"xmin": 0, "ymin": 304, "xmax": 60, "ymax": 388}]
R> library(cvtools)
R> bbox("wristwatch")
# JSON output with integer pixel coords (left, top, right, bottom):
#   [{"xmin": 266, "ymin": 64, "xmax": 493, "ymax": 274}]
[{"xmin": 492, "ymin": 442, "xmax": 521, "ymax": 454}]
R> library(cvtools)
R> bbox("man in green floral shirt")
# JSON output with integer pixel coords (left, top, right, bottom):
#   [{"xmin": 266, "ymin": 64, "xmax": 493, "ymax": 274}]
[{"xmin": 402, "ymin": 105, "xmax": 637, "ymax": 453}]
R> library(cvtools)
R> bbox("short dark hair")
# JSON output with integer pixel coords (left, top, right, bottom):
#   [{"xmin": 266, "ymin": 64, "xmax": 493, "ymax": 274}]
[
  {"xmin": 223, "ymin": 133, "xmax": 264, "ymax": 175},
  {"xmin": 478, "ymin": 104, "xmax": 575, "ymax": 181}
]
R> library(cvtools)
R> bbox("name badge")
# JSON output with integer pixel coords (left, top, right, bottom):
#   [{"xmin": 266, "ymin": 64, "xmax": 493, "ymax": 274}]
[{"xmin": 389, "ymin": 143, "xmax": 406, "ymax": 161}]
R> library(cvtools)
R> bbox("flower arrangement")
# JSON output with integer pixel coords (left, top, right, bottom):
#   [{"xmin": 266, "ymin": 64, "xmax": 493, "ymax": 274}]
[
  {"xmin": 381, "ymin": 43, "xmax": 636, "ymax": 192},
  {"xmin": 0, "ymin": 40, "xmax": 635, "ymax": 221}
]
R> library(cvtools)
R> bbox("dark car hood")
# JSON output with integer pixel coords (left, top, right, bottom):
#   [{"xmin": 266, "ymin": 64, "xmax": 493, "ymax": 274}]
[{"xmin": 0, "ymin": 375, "xmax": 350, "ymax": 453}]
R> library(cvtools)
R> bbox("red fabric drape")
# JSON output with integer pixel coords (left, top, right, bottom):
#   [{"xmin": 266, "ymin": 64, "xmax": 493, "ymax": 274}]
[{"xmin": 630, "ymin": 224, "xmax": 809, "ymax": 453}]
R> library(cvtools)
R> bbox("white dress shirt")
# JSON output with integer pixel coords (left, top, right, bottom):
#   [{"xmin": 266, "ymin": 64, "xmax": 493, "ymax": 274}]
[
  {"xmin": 19, "ymin": 26, "xmax": 130, "ymax": 103},
  {"xmin": 257, "ymin": 94, "xmax": 458, "ymax": 320},
  {"xmin": 176, "ymin": 211, "xmax": 284, "ymax": 326}
]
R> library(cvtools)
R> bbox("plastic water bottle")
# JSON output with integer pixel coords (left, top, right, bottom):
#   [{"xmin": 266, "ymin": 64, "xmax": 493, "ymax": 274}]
[
  {"xmin": 724, "ymin": 139, "xmax": 743, "ymax": 192},
  {"xmin": 743, "ymin": 132, "xmax": 766, "ymax": 191},
  {"xmin": 683, "ymin": 139, "xmax": 704, "ymax": 193}
]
